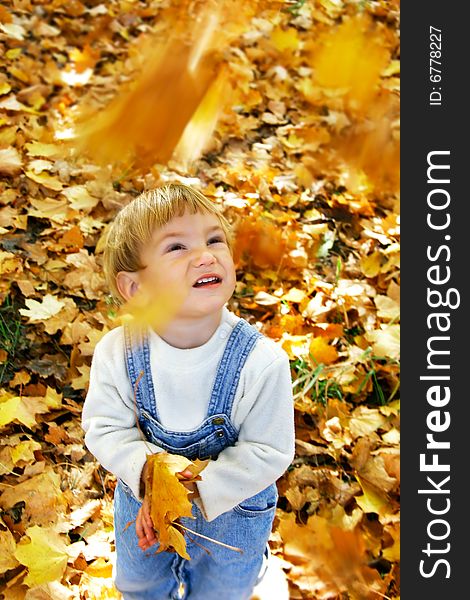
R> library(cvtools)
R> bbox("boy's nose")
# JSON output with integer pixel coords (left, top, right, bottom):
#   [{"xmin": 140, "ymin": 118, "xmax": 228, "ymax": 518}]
[{"xmin": 192, "ymin": 249, "xmax": 216, "ymax": 267}]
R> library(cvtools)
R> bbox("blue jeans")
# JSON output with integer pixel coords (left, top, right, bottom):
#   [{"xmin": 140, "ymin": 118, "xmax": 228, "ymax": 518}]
[
  {"xmin": 114, "ymin": 319, "xmax": 278, "ymax": 599},
  {"xmin": 114, "ymin": 481, "xmax": 277, "ymax": 599}
]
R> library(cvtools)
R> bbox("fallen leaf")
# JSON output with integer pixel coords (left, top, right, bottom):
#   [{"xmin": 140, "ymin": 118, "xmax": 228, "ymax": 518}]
[
  {"xmin": 19, "ymin": 295, "xmax": 65, "ymax": 322},
  {"xmin": 0, "ymin": 146, "xmax": 22, "ymax": 175},
  {"xmin": 14, "ymin": 525, "xmax": 68, "ymax": 586},
  {"xmin": 309, "ymin": 337, "xmax": 338, "ymax": 365},
  {"xmin": 0, "ymin": 516, "xmax": 19, "ymax": 573}
]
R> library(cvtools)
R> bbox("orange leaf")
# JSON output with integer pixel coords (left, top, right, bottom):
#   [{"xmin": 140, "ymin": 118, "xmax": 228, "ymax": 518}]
[
  {"xmin": 309, "ymin": 337, "xmax": 338, "ymax": 366},
  {"xmin": 312, "ymin": 14, "xmax": 389, "ymax": 110},
  {"xmin": 233, "ymin": 217, "xmax": 287, "ymax": 270}
]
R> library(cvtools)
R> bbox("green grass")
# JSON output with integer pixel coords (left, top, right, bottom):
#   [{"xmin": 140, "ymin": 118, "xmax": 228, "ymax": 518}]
[
  {"xmin": 291, "ymin": 357, "xmax": 344, "ymax": 406},
  {"xmin": 0, "ymin": 295, "xmax": 29, "ymax": 386}
]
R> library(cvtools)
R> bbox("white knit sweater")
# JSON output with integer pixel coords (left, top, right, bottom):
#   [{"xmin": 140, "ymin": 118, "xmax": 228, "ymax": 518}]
[{"xmin": 82, "ymin": 307, "xmax": 295, "ymax": 522}]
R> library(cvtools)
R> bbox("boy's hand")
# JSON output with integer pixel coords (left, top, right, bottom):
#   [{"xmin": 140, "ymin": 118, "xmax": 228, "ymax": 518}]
[
  {"xmin": 178, "ymin": 468, "xmax": 200, "ymax": 499},
  {"xmin": 136, "ymin": 496, "xmax": 158, "ymax": 551}
]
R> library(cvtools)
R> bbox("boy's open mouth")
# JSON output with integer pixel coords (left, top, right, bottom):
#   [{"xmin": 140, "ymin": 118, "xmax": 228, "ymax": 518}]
[{"xmin": 193, "ymin": 276, "xmax": 222, "ymax": 288}]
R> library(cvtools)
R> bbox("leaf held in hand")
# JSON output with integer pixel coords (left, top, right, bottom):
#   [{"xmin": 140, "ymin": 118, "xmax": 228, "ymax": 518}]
[{"xmin": 145, "ymin": 453, "xmax": 208, "ymax": 559}]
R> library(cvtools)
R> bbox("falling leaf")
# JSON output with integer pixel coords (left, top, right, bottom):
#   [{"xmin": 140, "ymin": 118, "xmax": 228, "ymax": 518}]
[
  {"xmin": 117, "ymin": 282, "xmax": 187, "ymax": 333},
  {"xmin": 73, "ymin": 7, "xmax": 224, "ymax": 168},
  {"xmin": 173, "ymin": 68, "xmax": 230, "ymax": 168},
  {"xmin": 233, "ymin": 216, "xmax": 287, "ymax": 270},
  {"xmin": 312, "ymin": 14, "xmax": 389, "ymax": 109},
  {"xmin": 14, "ymin": 525, "xmax": 68, "ymax": 586}
]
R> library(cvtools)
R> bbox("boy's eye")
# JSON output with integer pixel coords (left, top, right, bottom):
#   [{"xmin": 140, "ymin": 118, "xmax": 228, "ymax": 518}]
[
  {"xmin": 167, "ymin": 243, "xmax": 185, "ymax": 252},
  {"xmin": 208, "ymin": 236, "xmax": 225, "ymax": 245}
]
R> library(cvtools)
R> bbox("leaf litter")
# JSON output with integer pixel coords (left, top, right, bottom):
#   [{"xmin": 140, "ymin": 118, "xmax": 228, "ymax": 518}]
[{"xmin": 0, "ymin": 0, "xmax": 399, "ymax": 598}]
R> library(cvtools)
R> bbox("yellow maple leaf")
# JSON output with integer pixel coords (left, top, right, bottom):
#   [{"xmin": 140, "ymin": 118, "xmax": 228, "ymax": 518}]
[
  {"xmin": 278, "ymin": 512, "xmax": 382, "ymax": 596},
  {"xmin": 10, "ymin": 440, "xmax": 41, "ymax": 465},
  {"xmin": 0, "ymin": 394, "xmax": 37, "ymax": 428},
  {"xmin": 145, "ymin": 453, "xmax": 208, "ymax": 559},
  {"xmin": 14, "ymin": 525, "xmax": 68, "ymax": 586}
]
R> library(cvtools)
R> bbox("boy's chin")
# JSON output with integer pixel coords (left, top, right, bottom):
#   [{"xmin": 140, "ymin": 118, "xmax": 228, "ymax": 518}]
[{"xmin": 177, "ymin": 303, "xmax": 226, "ymax": 321}]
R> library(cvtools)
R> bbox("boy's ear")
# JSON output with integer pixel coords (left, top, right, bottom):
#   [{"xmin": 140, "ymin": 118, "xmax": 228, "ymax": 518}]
[{"xmin": 116, "ymin": 271, "xmax": 140, "ymax": 302}]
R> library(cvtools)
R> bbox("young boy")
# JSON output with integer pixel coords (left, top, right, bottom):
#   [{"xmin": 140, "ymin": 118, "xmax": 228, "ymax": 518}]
[{"xmin": 82, "ymin": 183, "xmax": 295, "ymax": 600}]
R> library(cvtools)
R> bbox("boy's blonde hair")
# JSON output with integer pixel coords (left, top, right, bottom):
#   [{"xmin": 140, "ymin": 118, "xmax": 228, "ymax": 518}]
[{"xmin": 103, "ymin": 183, "xmax": 233, "ymax": 304}]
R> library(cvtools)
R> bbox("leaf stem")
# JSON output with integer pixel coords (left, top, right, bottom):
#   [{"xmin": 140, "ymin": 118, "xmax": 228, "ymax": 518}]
[{"xmin": 175, "ymin": 523, "xmax": 243, "ymax": 553}]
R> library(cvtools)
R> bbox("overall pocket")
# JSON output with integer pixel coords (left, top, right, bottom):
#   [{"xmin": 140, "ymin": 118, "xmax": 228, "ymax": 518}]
[{"xmin": 233, "ymin": 484, "xmax": 278, "ymax": 517}]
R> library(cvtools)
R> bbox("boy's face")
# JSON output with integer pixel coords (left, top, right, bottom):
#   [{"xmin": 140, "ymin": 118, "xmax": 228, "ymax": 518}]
[{"xmin": 136, "ymin": 210, "xmax": 236, "ymax": 322}]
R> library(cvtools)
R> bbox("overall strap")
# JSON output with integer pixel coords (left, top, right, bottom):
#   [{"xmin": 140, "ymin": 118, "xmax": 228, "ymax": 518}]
[
  {"xmin": 123, "ymin": 325, "xmax": 158, "ymax": 419},
  {"xmin": 207, "ymin": 319, "xmax": 263, "ymax": 420}
]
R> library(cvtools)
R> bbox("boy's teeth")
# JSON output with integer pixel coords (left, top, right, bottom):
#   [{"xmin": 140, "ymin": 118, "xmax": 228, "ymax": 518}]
[{"xmin": 196, "ymin": 276, "xmax": 218, "ymax": 286}]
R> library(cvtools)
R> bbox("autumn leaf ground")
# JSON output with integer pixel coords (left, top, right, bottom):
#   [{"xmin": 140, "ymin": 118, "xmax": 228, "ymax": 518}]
[{"xmin": 0, "ymin": 1, "xmax": 400, "ymax": 599}]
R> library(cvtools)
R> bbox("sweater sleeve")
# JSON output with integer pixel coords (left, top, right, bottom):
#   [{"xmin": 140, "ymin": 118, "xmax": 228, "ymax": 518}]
[
  {"xmin": 195, "ymin": 351, "xmax": 295, "ymax": 522},
  {"xmin": 81, "ymin": 338, "xmax": 162, "ymax": 501}
]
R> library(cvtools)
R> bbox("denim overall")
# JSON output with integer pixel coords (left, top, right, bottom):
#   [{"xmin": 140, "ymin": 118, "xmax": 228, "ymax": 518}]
[{"xmin": 113, "ymin": 319, "xmax": 279, "ymax": 600}]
